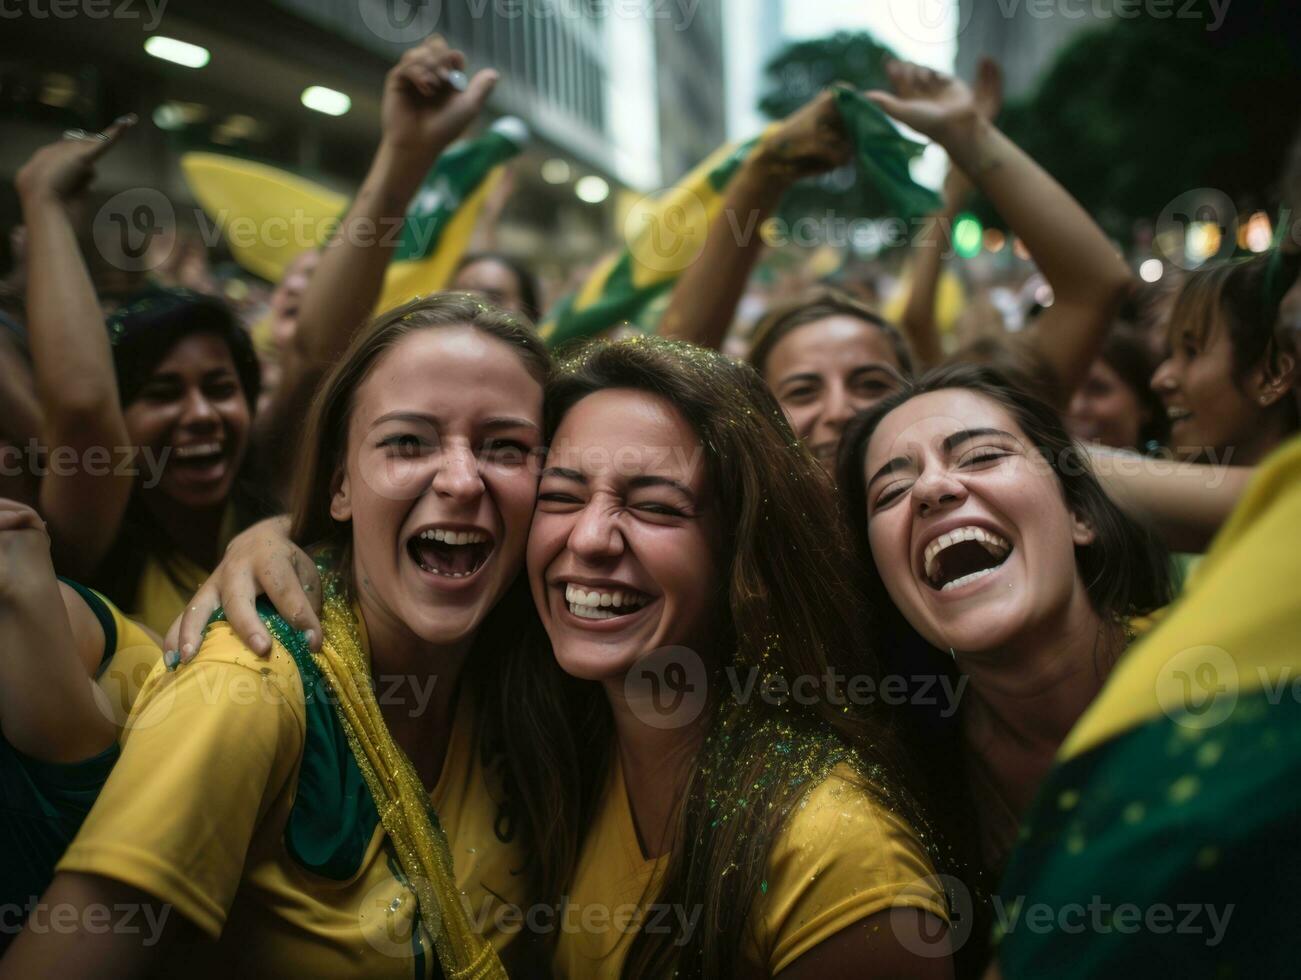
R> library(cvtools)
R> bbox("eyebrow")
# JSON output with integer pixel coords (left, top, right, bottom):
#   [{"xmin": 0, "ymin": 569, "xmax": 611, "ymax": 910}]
[
  {"xmin": 371, "ymin": 411, "xmax": 539, "ymax": 433},
  {"xmin": 867, "ymin": 428, "xmax": 1016, "ymax": 489},
  {"xmin": 777, "ymin": 363, "xmax": 903, "ymax": 388},
  {"xmin": 542, "ymin": 468, "xmax": 697, "ymax": 502}
]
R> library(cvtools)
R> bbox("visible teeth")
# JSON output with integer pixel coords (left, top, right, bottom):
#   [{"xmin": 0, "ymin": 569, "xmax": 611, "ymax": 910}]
[
  {"xmin": 923, "ymin": 526, "xmax": 1010, "ymax": 580},
  {"xmin": 173, "ymin": 442, "xmax": 222, "ymax": 459},
  {"xmin": 417, "ymin": 528, "xmax": 489, "ymax": 545},
  {"xmin": 940, "ymin": 566, "xmax": 998, "ymax": 592},
  {"xmin": 1167, "ymin": 407, "xmax": 1191, "ymax": 421},
  {"xmin": 564, "ymin": 584, "xmax": 649, "ymax": 613}
]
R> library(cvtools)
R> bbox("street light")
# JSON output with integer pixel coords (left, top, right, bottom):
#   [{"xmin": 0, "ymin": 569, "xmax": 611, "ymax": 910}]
[
  {"xmin": 144, "ymin": 36, "xmax": 210, "ymax": 69},
  {"xmin": 301, "ymin": 86, "xmax": 351, "ymax": 117}
]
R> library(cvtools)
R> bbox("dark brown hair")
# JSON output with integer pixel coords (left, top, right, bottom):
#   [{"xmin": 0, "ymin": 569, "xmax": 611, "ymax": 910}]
[
  {"xmin": 504, "ymin": 337, "xmax": 936, "ymax": 977},
  {"xmin": 748, "ymin": 285, "xmax": 913, "ymax": 379}
]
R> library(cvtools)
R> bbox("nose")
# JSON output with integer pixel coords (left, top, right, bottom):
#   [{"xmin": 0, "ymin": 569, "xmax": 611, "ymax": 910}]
[
  {"xmin": 430, "ymin": 443, "xmax": 485, "ymax": 503},
  {"xmin": 819, "ymin": 381, "xmax": 856, "ymax": 435},
  {"xmin": 1067, "ymin": 387, "xmax": 1089, "ymax": 421},
  {"xmin": 179, "ymin": 388, "xmax": 219, "ymax": 428},
  {"xmin": 912, "ymin": 467, "xmax": 967, "ymax": 518},
  {"xmin": 1150, "ymin": 358, "xmax": 1176, "ymax": 396},
  {"xmin": 567, "ymin": 496, "xmax": 624, "ymax": 563}
]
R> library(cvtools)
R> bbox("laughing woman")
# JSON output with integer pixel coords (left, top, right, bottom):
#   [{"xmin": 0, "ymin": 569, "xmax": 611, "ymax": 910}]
[
  {"xmin": 838, "ymin": 364, "xmax": 1173, "ymax": 876},
  {"xmin": 185, "ymin": 338, "xmax": 958, "ymax": 978},
  {"xmin": 1, "ymin": 295, "xmax": 554, "ymax": 978}
]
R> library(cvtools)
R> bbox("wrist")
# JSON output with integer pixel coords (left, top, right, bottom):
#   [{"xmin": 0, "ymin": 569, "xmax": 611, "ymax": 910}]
[{"xmin": 372, "ymin": 139, "xmax": 442, "ymax": 196}]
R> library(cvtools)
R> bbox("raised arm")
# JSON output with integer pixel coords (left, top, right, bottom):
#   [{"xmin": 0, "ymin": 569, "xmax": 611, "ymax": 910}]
[
  {"xmin": 870, "ymin": 61, "xmax": 1132, "ymax": 407},
  {"xmin": 284, "ymin": 35, "xmax": 497, "ymax": 388},
  {"xmin": 658, "ymin": 91, "xmax": 850, "ymax": 350},
  {"xmin": 16, "ymin": 117, "xmax": 139, "ymax": 576},
  {"xmin": 899, "ymin": 58, "xmax": 1003, "ymax": 369},
  {"xmin": 0, "ymin": 498, "xmax": 115, "ymax": 763}
]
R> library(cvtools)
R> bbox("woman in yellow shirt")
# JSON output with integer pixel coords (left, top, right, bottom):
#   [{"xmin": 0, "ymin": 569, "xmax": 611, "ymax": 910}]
[
  {"xmin": 189, "ymin": 338, "xmax": 957, "ymax": 977},
  {"xmin": 3, "ymin": 288, "xmax": 554, "ymax": 978},
  {"xmin": 837, "ymin": 362, "xmax": 1174, "ymax": 883}
]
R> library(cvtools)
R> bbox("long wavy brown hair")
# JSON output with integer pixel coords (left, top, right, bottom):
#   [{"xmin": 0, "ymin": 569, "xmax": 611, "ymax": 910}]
[
  {"xmin": 499, "ymin": 337, "xmax": 938, "ymax": 977},
  {"xmin": 285, "ymin": 292, "xmax": 600, "ymax": 909}
]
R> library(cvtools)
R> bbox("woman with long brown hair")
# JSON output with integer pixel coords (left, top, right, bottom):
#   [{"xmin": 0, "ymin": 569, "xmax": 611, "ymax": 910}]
[{"xmin": 166, "ymin": 337, "xmax": 956, "ymax": 977}]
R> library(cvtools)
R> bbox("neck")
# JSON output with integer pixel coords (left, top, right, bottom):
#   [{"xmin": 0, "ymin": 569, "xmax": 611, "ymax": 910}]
[
  {"xmin": 1226, "ymin": 418, "xmax": 1288, "ymax": 467},
  {"xmin": 358, "ymin": 591, "xmax": 473, "ymax": 788},
  {"xmin": 144, "ymin": 492, "xmax": 226, "ymax": 569},
  {"xmin": 604, "ymin": 675, "xmax": 706, "ymax": 859},
  {"xmin": 958, "ymin": 589, "xmax": 1112, "ymax": 752}
]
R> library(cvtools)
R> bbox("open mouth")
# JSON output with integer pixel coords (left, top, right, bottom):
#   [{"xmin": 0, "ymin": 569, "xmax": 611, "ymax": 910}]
[
  {"xmin": 563, "ymin": 583, "xmax": 652, "ymax": 621},
  {"xmin": 922, "ymin": 526, "xmax": 1012, "ymax": 592},
  {"xmin": 1167, "ymin": 406, "xmax": 1192, "ymax": 424},
  {"xmin": 407, "ymin": 527, "xmax": 493, "ymax": 579},
  {"xmin": 170, "ymin": 441, "xmax": 226, "ymax": 467}
]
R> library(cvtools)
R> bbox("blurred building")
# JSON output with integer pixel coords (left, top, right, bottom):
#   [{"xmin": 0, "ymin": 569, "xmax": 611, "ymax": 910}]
[
  {"xmin": 0, "ymin": 0, "xmax": 729, "ymax": 286},
  {"xmin": 652, "ymin": 0, "xmax": 726, "ymax": 183}
]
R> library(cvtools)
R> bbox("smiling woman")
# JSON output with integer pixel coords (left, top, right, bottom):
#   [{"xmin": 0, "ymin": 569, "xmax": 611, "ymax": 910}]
[{"xmin": 838, "ymin": 363, "xmax": 1172, "ymax": 877}]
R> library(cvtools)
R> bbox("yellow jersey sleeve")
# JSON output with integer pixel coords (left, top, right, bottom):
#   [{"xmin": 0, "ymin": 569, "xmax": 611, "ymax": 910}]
[
  {"xmin": 96, "ymin": 598, "xmax": 165, "ymax": 730},
  {"xmin": 57, "ymin": 621, "xmax": 307, "ymax": 938},
  {"xmin": 754, "ymin": 763, "xmax": 949, "ymax": 975}
]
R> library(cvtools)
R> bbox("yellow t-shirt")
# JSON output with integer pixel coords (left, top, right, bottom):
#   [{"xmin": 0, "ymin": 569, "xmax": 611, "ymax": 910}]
[
  {"xmin": 90, "ymin": 590, "xmax": 165, "ymax": 730},
  {"xmin": 126, "ymin": 550, "xmax": 209, "ymax": 640},
  {"xmin": 59, "ymin": 618, "xmax": 532, "ymax": 978},
  {"xmin": 551, "ymin": 758, "xmax": 948, "ymax": 978}
]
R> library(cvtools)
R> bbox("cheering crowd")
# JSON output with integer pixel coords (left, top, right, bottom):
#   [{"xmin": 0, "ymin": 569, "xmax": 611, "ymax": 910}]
[{"xmin": 1, "ymin": 30, "xmax": 1299, "ymax": 980}]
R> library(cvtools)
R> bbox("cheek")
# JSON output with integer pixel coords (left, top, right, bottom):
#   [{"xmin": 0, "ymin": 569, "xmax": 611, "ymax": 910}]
[
  {"xmin": 867, "ymin": 517, "xmax": 911, "ymax": 599},
  {"xmin": 486, "ymin": 467, "xmax": 539, "ymax": 539},
  {"xmin": 219, "ymin": 398, "xmax": 252, "ymax": 439},
  {"xmin": 526, "ymin": 513, "xmax": 569, "ymax": 580},
  {"xmin": 780, "ymin": 400, "xmax": 818, "ymax": 435},
  {"xmin": 124, "ymin": 404, "xmax": 173, "ymax": 446}
]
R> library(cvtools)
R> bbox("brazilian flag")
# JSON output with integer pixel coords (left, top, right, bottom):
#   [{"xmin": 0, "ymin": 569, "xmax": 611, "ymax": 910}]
[
  {"xmin": 180, "ymin": 117, "xmax": 526, "ymax": 313},
  {"xmin": 995, "ymin": 436, "xmax": 1301, "ymax": 979},
  {"xmin": 539, "ymin": 89, "xmax": 939, "ymax": 347}
]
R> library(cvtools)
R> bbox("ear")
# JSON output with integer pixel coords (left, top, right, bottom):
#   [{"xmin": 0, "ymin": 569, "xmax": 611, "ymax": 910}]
[
  {"xmin": 1070, "ymin": 510, "xmax": 1096, "ymax": 548},
  {"xmin": 1248, "ymin": 344, "xmax": 1297, "ymax": 408},
  {"xmin": 329, "ymin": 469, "xmax": 352, "ymax": 523}
]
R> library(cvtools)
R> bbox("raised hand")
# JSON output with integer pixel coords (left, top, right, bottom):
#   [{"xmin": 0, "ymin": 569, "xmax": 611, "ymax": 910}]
[
  {"xmin": 381, "ymin": 34, "xmax": 499, "ymax": 162},
  {"xmin": 15, "ymin": 114, "xmax": 137, "ymax": 205},
  {"xmin": 865, "ymin": 60, "xmax": 978, "ymax": 147},
  {"xmin": 754, "ymin": 89, "xmax": 852, "ymax": 183}
]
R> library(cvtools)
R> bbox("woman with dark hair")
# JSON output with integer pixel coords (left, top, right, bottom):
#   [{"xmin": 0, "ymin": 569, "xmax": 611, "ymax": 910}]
[
  {"xmin": 837, "ymin": 363, "xmax": 1173, "ymax": 875},
  {"xmin": 1067, "ymin": 325, "xmax": 1169, "ymax": 452},
  {"xmin": 452, "ymin": 250, "xmax": 542, "ymax": 322},
  {"xmin": 747, "ymin": 286, "xmax": 914, "ymax": 473},
  {"xmin": 168, "ymin": 337, "xmax": 957, "ymax": 978},
  {"xmin": 1152, "ymin": 248, "xmax": 1300, "ymax": 465}
]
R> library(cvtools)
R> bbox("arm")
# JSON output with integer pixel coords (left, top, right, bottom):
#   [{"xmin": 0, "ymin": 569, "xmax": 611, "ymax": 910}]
[
  {"xmin": 0, "ymin": 498, "xmax": 115, "ymax": 763},
  {"xmin": 658, "ymin": 90, "xmax": 850, "ymax": 350},
  {"xmin": 168, "ymin": 514, "xmax": 320, "ymax": 663},
  {"xmin": 870, "ymin": 61, "xmax": 1132, "ymax": 407},
  {"xmin": 776, "ymin": 908, "xmax": 953, "ymax": 980},
  {"xmin": 1087, "ymin": 446, "xmax": 1255, "ymax": 553},
  {"xmin": 0, "ymin": 873, "xmax": 184, "ymax": 980},
  {"xmin": 899, "ymin": 58, "xmax": 1003, "ymax": 369},
  {"xmin": 16, "ymin": 118, "xmax": 139, "ymax": 576},
  {"xmin": 284, "ymin": 36, "xmax": 498, "ymax": 388}
]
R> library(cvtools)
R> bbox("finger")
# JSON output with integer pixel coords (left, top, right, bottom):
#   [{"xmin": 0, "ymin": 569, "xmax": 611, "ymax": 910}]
[
  {"xmin": 864, "ymin": 90, "xmax": 906, "ymax": 119},
  {"xmin": 261, "ymin": 554, "xmax": 322, "ymax": 652},
  {"xmin": 176, "ymin": 582, "xmax": 221, "ymax": 662},
  {"xmin": 88, "ymin": 113, "xmax": 137, "ymax": 160},
  {"xmin": 396, "ymin": 59, "xmax": 438, "ymax": 99},
  {"xmin": 463, "ymin": 68, "xmax": 499, "ymax": 109},
  {"xmin": 221, "ymin": 573, "xmax": 273, "ymax": 657},
  {"xmin": 0, "ymin": 510, "xmax": 39, "ymax": 533}
]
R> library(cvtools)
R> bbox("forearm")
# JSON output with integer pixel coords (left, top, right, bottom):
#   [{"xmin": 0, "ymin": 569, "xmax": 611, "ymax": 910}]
[
  {"xmin": 658, "ymin": 156, "xmax": 788, "ymax": 350},
  {"xmin": 19, "ymin": 193, "xmax": 125, "ymax": 425},
  {"xmin": 942, "ymin": 116, "xmax": 1131, "ymax": 400},
  {"xmin": 900, "ymin": 202, "xmax": 961, "ymax": 368},
  {"xmin": 0, "ymin": 576, "xmax": 114, "ymax": 763},
  {"xmin": 1088, "ymin": 446, "xmax": 1255, "ymax": 553},
  {"xmin": 291, "ymin": 142, "xmax": 432, "ymax": 372}
]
